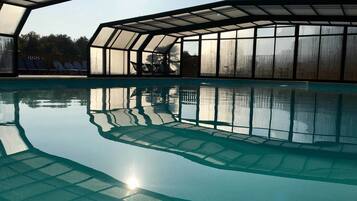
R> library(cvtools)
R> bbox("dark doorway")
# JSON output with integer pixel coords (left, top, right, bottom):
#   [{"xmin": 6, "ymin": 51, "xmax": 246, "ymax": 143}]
[{"xmin": 182, "ymin": 41, "xmax": 199, "ymax": 77}]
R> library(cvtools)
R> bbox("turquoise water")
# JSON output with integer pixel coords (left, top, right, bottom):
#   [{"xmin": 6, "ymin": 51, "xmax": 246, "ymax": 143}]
[{"xmin": 1, "ymin": 79, "xmax": 357, "ymax": 201}]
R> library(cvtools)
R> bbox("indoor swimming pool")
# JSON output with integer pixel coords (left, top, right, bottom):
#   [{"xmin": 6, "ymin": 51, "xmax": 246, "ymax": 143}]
[{"xmin": 0, "ymin": 78, "xmax": 357, "ymax": 201}]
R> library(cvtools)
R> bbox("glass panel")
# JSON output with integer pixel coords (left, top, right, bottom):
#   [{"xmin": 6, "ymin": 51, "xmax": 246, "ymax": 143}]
[
  {"xmin": 0, "ymin": 36, "xmax": 14, "ymax": 73},
  {"xmin": 145, "ymin": 35, "xmax": 164, "ymax": 52},
  {"xmin": 236, "ymin": 39, "xmax": 253, "ymax": 78},
  {"xmin": 276, "ymin": 26, "xmax": 295, "ymax": 36},
  {"xmin": 156, "ymin": 36, "xmax": 177, "ymax": 53},
  {"xmin": 313, "ymin": 5, "xmax": 344, "ymax": 16},
  {"xmin": 130, "ymin": 51, "xmax": 137, "ymax": 75},
  {"xmin": 90, "ymin": 47, "xmax": 104, "ymax": 75},
  {"xmin": 109, "ymin": 50, "xmax": 128, "ymax": 75},
  {"xmin": 202, "ymin": 33, "xmax": 218, "ymax": 40},
  {"xmin": 321, "ymin": 26, "xmax": 344, "ymax": 35},
  {"xmin": 92, "ymin": 27, "xmax": 115, "ymax": 47},
  {"xmin": 345, "ymin": 35, "xmax": 357, "ymax": 81},
  {"xmin": 176, "ymin": 13, "xmax": 210, "ymax": 24},
  {"xmin": 169, "ymin": 43, "xmax": 181, "ymax": 75},
  {"xmin": 299, "ymin": 25, "xmax": 320, "ymax": 36},
  {"xmin": 0, "ymin": 4, "xmax": 26, "ymax": 35},
  {"xmin": 233, "ymin": 87, "xmax": 251, "ymax": 135},
  {"xmin": 252, "ymin": 88, "xmax": 272, "ymax": 137},
  {"xmin": 257, "ymin": 27, "xmax": 275, "ymax": 37},
  {"xmin": 237, "ymin": 28, "xmax": 254, "ymax": 38},
  {"xmin": 348, "ymin": 27, "xmax": 357, "ymax": 34},
  {"xmin": 214, "ymin": 6, "xmax": 248, "ymax": 18},
  {"xmin": 112, "ymin": 31, "xmax": 138, "ymax": 49},
  {"xmin": 343, "ymin": 5, "xmax": 357, "ymax": 16},
  {"xmin": 255, "ymin": 38, "xmax": 275, "ymax": 78},
  {"xmin": 239, "ymin": 5, "xmax": 268, "ymax": 15},
  {"xmin": 260, "ymin": 5, "xmax": 291, "ymax": 15},
  {"xmin": 201, "ymin": 40, "xmax": 217, "ymax": 77},
  {"xmin": 274, "ymin": 37, "xmax": 295, "ymax": 79},
  {"xmin": 318, "ymin": 35, "xmax": 342, "ymax": 80},
  {"xmin": 296, "ymin": 36, "xmax": 319, "ymax": 79},
  {"xmin": 219, "ymin": 39, "xmax": 236, "ymax": 77},
  {"xmin": 285, "ymin": 5, "xmax": 316, "ymax": 15},
  {"xmin": 185, "ymin": 36, "xmax": 200, "ymax": 40},
  {"xmin": 142, "ymin": 52, "xmax": 152, "ymax": 65},
  {"xmin": 221, "ymin": 31, "xmax": 236, "ymax": 39},
  {"xmin": 132, "ymin": 34, "xmax": 148, "ymax": 50},
  {"xmin": 193, "ymin": 9, "xmax": 229, "ymax": 21},
  {"xmin": 182, "ymin": 41, "xmax": 199, "ymax": 77}
]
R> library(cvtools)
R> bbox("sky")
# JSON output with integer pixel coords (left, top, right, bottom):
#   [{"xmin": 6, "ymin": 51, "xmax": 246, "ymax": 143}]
[{"xmin": 21, "ymin": 0, "xmax": 218, "ymax": 39}]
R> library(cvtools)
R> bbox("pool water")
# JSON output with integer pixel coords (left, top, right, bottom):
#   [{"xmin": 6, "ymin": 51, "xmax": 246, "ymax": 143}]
[{"xmin": 0, "ymin": 79, "xmax": 357, "ymax": 201}]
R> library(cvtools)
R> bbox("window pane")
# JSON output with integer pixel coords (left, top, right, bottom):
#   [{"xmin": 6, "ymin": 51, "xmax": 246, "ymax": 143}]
[
  {"xmin": 112, "ymin": 31, "xmax": 138, "ymax": 49},
  {"xmin": 92, "ymin": 27, "xmax": 115, "ymax": 47},
  {"xmin": 156, "ymin": 36, "xmax": 177, "ymax": 53},
  {"xmin": 201, "ymin": 40, "xmax": 217, "ymax": 76},
  {"xmin": 0, "ymin": 4, "xmax": 26, "ymax": 35},
  {"xmin": 145, "ymin": 35, "xmax": 164, "ymax": 51},
  {"xmin": 0, "ymin": 36, "xmax": 14, "ymax": 73},
  {"xmin": 345, "ymin": 35, "xmax": 357, "ymax": 81},
  {"xmin": 255, "ymin": 38, "xmax": 275, "ymax": 78},
  {"xmin": 169, "ymin": 43, "xmax": 181, "ymax": 75},
  {"xmin": 182, "ymin": 41, "xmax": 199, "ymax": 77},
  {"xmin": 299, "ymin": 25, "xmax": 320, "ymax": 35},
  {"xmin": 109, "ymin": 50, "xmax": 128, "ymax": 75},
  {"xmin": 90, "ymin": 47, "xmax": 104, "ymax": 75},
  {"xmin": 221, "ymin": 31, "xmax": 236, "ymax": 39},
  {"xmin": 274, "ymin": 37, "xmax": 295, "ymax": 79},
  {"xmin": 237, "ymin": 28, "xmax": 254, "ymax": 38},
  {"xmin": 142, "ymin": 52, "xmax": 152, "ymax": 65},
  {"xmin": 202, "ymin": 33, "xmax": 218, "ymax": 40},
  {"xmin": 257, "ymin": 27, "xmax": 275, "ymax": 37},
  {"xmin": 219, "ymin": 39, "xmax": 236, "ymax": 77},
  {"xmin": 236, "ymin": 39, "xmax": 253, "ymax": 78},
  {"xmin": 321, "ymin": 26, "xmax": 344, "ymax": 35},
  {"xmin": 318, "ymin": 35, "xmax": 342, "ymax": 80},
  {"xmin": 132, "ymin": 34, "xmax": 148, "ymax": 50},
  {"xmin": 276, "ymin": 26, "xmax": 295, "ymax": 36},
  {"xmin": 130, "ymin": 51, "xmax": 137, "ymax": 75},
  {"xmin": 297, "ymin": 36, "xmax": 319, "ymax": 79}
]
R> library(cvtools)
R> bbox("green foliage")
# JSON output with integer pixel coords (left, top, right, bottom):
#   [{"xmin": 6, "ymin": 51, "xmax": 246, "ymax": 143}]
[{"xmin": 18, "ymin": 31, "xmax": 89, "ymax": 61}]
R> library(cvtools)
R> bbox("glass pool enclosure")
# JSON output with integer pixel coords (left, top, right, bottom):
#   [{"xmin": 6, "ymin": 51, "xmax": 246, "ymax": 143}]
[{"xmin": 89, "ymin": 1, "xmax": 357, "ymax": 82}]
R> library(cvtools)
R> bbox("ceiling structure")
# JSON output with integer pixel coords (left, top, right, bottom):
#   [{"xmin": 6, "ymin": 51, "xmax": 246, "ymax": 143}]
[
  {"xmin": 2, "ymin": 0, "xmax": 70, "ymax": 9},
  {"xmin": 90, "ymin": 0, "xmax": 357, "ymax": 54},
  {"xmin": 0, "ymin": 0, "xmax": 70, "ymax": 36}
]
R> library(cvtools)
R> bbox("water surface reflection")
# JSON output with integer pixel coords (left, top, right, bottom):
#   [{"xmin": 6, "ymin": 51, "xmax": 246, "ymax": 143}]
[{"xmin": 1, "ymin": 82, "xmax": 357, "ymax": 201}]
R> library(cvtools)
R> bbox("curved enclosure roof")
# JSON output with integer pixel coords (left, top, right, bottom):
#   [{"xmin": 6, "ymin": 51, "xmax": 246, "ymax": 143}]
[
  {"xmin": 0, "ymin": 0, "xmax": 70, "ymax": 36},
  {"xmin": 90, "ymin": 0, "xmax": 357, "ymax": 52},
  {"xmin": 2, "ymin": 0, "xmax": 70, "ymax": 9}
]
